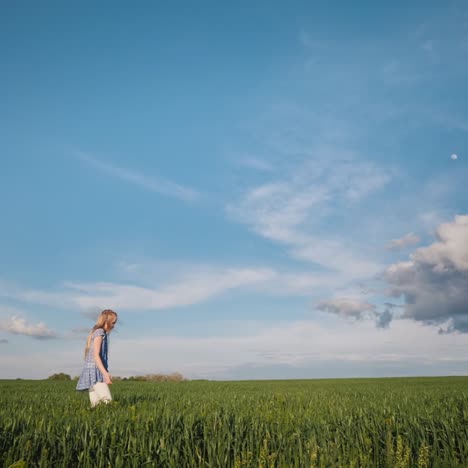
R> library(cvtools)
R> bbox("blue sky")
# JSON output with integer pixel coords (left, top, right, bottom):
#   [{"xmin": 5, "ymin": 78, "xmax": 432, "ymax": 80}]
[{"xmin": 1, "ymin": 1, "xmax": 468, "ymax": 380}]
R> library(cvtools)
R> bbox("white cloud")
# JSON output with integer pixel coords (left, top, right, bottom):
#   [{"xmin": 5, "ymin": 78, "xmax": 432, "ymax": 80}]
[
  {"xmin": 76, "ymin": 151, "xmax": 199, "ymax": 202},
  {"xmin": 414, "ymin": 215, "xmax": 468, "ymax": 271},
  {"xmin": 0, "ymin": 316, "xmax": 57, "ymax": 339},
  {"xmin": 386, "ymin": 232, "xmax": 421, "ymax": 250}
]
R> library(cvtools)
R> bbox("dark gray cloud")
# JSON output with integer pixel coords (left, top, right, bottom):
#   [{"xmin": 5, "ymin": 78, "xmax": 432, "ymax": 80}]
[
  {"xmin": 0, "ymin": 338, "xmax": 8, "ymax": 344},
  {"xmin": 317, "ymin": 298, "xmax": 401, "ymax": 329},
  {"xmin": 376, "ymin": 303, "xmax": 404, "ymax": 328},
  {"xmin": 376, "ymin": 309, "xmax": 393, "ymax": 329},
  {"xmin": 384, "ymin": 215, "xmax": 468, "ymax": 332}
]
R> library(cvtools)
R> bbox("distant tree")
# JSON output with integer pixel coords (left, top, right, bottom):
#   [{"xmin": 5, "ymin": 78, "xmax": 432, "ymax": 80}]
[
  {"xmin": 127, "ymin": 375, "xmax": 146, "ymax": 381},
  {"xmin": 126, "ymin": 372, "xmax": 186, "ymax": 382},
  {"xmin": 47, "ymin": 373, "xmax": 71, "ymax": 381},
  {"xmin": 146, "ymin": 372, "xmax": 185, "ymax": 382}
]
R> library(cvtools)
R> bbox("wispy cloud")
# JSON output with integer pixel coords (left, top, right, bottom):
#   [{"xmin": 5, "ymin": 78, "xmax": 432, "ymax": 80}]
[
  {"xmin": 1, "ymin": 260, "xmax": 370, "ymax": 316},
  {"xmin": 64, "ymin": 267, "xmax": 276, "ymax": 311},
  {"xmin": 431, "ymin": 112, "xmax": 468, "ymax": 133},
  {"xmin": 299, "ymin": 30, "xmax": 319, "ymax": 49},
  {"xmin": 381, "ymin": 59, "xmax": 422, "ymax": 85},
  {"xmin": 1, "ymin": 266, "xmax": 277, "ymax": 313},
  {"xmin": 76, "ymin": 151, "xmax": 200, "ymax": 202},
  {"xmin": 2, "ymin": 317, "xmax": 467, "ymax": 379},
  {"xmin": 421, "ymin": 39, "xmax": 436, "ymax": 53},
  {"xmin": 0, "ymin": 304, "xmax": 28, "ymax": 316},
  {"xmin": 316, "ymin": 298, "xmax": 376, "ymax": 321},
  {"xmin": 110, "ymin": 318, "xmax": 468, "ymax": 379},
  {"xmin": 0, "ymin": 316, "xmax": 57, "ymax": 340},
  {"xmin": 236, "ymin": 156, "xmax": 274, "ymax": 172},
  {"xmin": 0, "ymin": 281, "xmax": 75, "ymax": 309},
  {"xmin": 227, "ymin": 155, "xmax": 389, "ymax": 280},
  {"xmin": 386, "ymin": 233, "xmax": 421, "ymax": 250}
]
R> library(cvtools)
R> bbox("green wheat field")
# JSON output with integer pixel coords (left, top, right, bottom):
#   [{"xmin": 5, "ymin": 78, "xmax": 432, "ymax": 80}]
[{"xmin": 1, "ymin": 377, "xmax": 468, "ymax": 467}]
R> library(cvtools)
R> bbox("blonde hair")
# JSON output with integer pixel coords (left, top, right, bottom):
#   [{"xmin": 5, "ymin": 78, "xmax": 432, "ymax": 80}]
[{"xmin": 84, "ymin": 309, "xmax": 118, "ymax": 358}]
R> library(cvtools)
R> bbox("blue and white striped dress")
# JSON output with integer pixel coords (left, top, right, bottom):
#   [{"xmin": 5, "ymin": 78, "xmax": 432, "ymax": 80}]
[{"xmin": 76, "ymin": 328, "xmax": 109, "ymax": 391}]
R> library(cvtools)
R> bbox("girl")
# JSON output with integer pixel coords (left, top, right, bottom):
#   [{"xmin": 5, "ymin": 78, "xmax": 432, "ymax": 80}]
[{"xmin": 76, "ymin": 309, "xmax": 118, "ymax": 407}]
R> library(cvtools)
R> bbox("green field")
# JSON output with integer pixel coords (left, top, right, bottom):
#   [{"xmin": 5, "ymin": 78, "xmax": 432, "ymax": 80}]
[{"xmin": 1, "ymin": 377, "xmax": 468, "ymax": 467}]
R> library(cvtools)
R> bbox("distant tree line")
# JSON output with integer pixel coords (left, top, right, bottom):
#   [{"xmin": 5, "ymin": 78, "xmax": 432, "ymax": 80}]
[
  {"xmin": 119, "ymin": 372, "xmax": 186, "ymax": 382},
  {"xmin": 47, "ymin": 372, "xmax": 186, "ymax": 382}
]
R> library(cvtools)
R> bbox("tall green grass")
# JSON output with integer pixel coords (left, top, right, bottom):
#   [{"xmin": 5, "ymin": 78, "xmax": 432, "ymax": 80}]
[{"xmin": 1, "ymin": 377, "xmax": 468, "ymax": 467}]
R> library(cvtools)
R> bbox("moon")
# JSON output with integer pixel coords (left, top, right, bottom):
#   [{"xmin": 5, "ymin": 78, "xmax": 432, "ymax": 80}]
[{"xmin": 451, "ymin": 154, "xmax": 458, "ymax": 160}]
